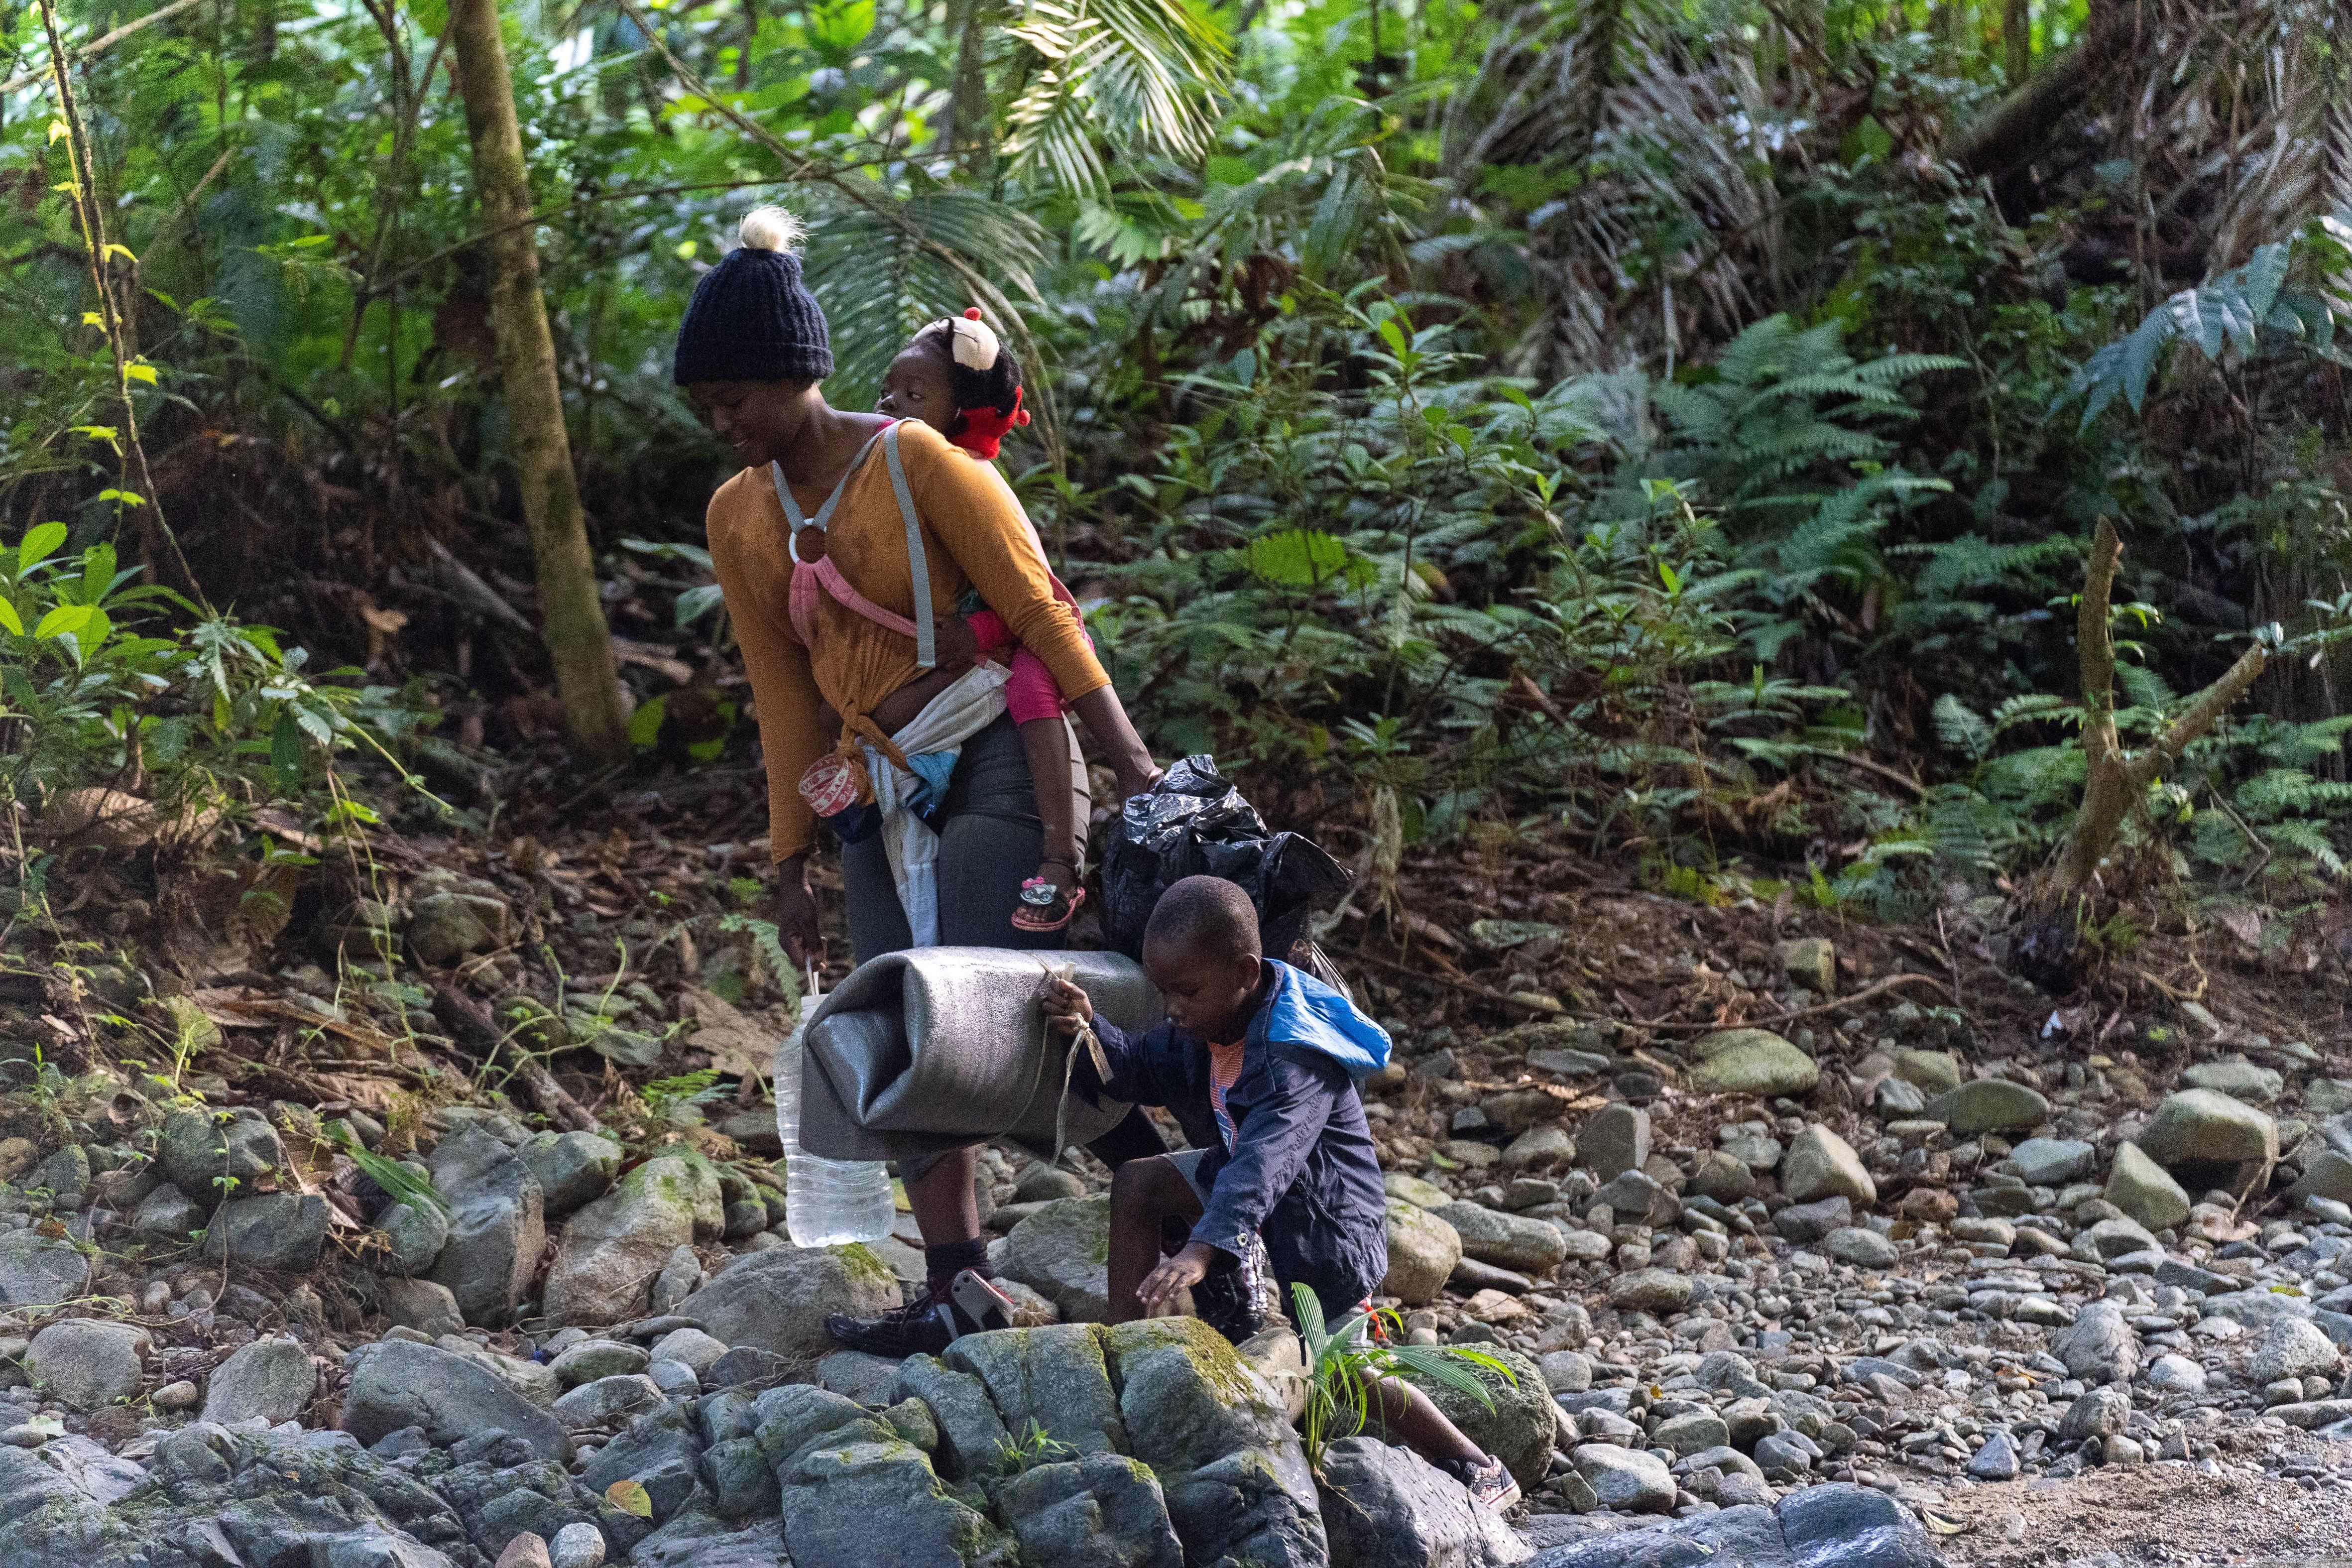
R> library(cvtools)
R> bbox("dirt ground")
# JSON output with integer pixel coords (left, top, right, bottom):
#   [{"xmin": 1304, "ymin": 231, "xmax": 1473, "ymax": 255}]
[{"xmin": 1937, "ymin": 1460, "xmax": 2352, "ymax": 1565}]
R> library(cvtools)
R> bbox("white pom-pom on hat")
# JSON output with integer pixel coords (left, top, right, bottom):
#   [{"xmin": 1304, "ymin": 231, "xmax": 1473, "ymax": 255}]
[
  {"xmin": 737, "ymin": 206, "xmax": 807, "ymax": 253},
  {"xmin": 948, "ymin": 306, "xmax": 1000, "ymax": 370}
]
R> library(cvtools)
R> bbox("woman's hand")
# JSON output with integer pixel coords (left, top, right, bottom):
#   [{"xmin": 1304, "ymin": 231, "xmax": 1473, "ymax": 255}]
[
  {"xmin": 1069, "ymin": 687, "xmax": 1163, "ymax": 804},
  {"xmin": 1040, "ymin": 973, "xmax": 1094, "ymax": 1033},
  {"xmin": 775, "ymin": 854, "xmax": 826, "ymax": 969},
  {"xmin": 1138, "ymin": 1241, "xmax": 1217, "ymax": 1311}
]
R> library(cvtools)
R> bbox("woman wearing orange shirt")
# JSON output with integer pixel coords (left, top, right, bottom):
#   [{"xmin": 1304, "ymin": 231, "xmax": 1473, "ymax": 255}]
[{"xmin": 678, "ymin": 209, "xmax": 1165, "ymax": 1354}]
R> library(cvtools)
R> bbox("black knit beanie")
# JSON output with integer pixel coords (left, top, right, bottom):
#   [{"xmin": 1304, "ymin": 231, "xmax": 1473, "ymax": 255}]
[{"xmin": 673, "ymin": 207, "xmax": 833, "ymax": 385}]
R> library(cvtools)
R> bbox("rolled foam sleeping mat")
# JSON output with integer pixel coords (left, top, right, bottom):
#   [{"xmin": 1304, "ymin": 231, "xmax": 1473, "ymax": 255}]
[{"xmin": 793, "ymin": 946, "xmax": 1159, "ymax": 1163}]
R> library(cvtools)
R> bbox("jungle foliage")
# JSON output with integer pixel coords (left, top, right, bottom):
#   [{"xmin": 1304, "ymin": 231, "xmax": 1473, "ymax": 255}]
[{"xmin": 2, "ymin": 0, "xmax": 2351, "ymax": 937}]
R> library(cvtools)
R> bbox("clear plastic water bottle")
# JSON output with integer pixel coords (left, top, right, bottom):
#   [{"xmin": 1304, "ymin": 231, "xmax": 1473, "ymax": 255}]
[{"xmin": 775, "ymin": 966, "xmax": 896, "ymax": 1247}]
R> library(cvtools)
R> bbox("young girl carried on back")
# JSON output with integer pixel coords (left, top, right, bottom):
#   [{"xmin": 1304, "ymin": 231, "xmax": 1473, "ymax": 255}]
[{"xmin": 874, "ymin": 309, "xmax": 1093, "ymax": 934}]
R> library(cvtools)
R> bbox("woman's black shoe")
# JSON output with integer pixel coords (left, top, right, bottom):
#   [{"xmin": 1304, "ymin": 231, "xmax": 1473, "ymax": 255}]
[{"xmin": 825, "ymin": 1269, "xmax": 1010, "ymax": 1357}]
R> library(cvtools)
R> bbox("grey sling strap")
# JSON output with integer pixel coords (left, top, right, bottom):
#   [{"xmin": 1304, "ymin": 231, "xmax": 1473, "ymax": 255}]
[{"xmin": 768, "ymin": 419, "xmax": 937, "ymax": 671}]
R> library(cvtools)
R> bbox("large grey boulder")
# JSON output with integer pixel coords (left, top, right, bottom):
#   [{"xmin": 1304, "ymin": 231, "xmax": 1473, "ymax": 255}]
[
  {"xmin": 0, "ymin": 1235, "xmax": 90, "ymax": 1306},
  {"xmin": 520, "ymin": 1131, "xmax": 623, "ymax": 1219},
  {"xmin": 1431, "ymin": 1203, "xmax": 1567, "ymax": 1274},
  {"xmin": 894, "ymin": 1354, "xmax": 1011, "ymax": 1481},
  {"xmin": 2106, "ymin": 1142, "xmax": 2190, "ymax": 1231},
  {"xmin": 201, "ymin": 1193, "xmax": 330, "ymax": 1272},
  {"xmin": 1781, "ymin": 1124, "xmax": 1875, "ymax": 1207},
  {"xmin": 676, "ymin": 1243, "xmax": 902, "ymax": 1363},
  {"xmin": 999, "ymin": 1196, "xmax": 1114, "ymax": 1322},
  {"xmin": 2137, "ymin": 1088, "xmax": 2278, "ymax": 1192},
  {"xmin": 543, "ymin": 1156, "xmax": 702, "ymax": 1324},
  {"xmin": 377, "ymin": 1197, "xmax": 450, "ymax": 1274},
  {"xmin": 1578, "ymin": 1105, "xmax": 1649, "ymax": 1182},
  {"xmin": 156, "ymin": 1108, "xmax": 286, "ymax": 1213},
  {"xmin": 943, "ymin": 1323, "xmax": 1126, "ymax": 1456},
  {"xmin": 755, "ymin": 1386, "xmax": 1016, "ymax": 1568},
  {"xmin": 1102, "ymin": 1317, "xmax": 1326, "ymax": 1568},
  {"xmin": 342, "ymin": 1338, "xmax": 571, "ymax": 1460},
  {"xmin": 201, "ymin": 1336, "xmax": 316, "ymax": 1425},
  {"xmin": 1383, "ymin": 1202, "xmax": 1462, "ymax": 1306},
  {"xmin": 1316, "ymin": 1437, "xmax": 1529, "ymax": 1568},
  {"xmin": 999, "ymin": 1452, "xmax": 1185, "ymax": 1568},
  {"xmin": 2053, "ymin": 1301, "xmax": 2139, "ymax": 1384},
  {"xmin": 1392, "ymin": 1345, "xmax": 1555, "ymax": 1492},
  {"xmin": 1689, "ymin": 1030, "xmax": 1818, "ymax": 1097},
  {"xmin": 427, "ymin": 1127, "xmax": 547, "ymax": 1327},
  {"xmin": 1925, "ymin": 1079, "xmax": 2050, "ymax": 1134},
  {"xmin": 1571, "ymin": 1444, "xmax": 1675, "ymax": 1513},
  {"xmin": 27, "ymin": 1320, "xmax": 148, "ymax": 1410}
]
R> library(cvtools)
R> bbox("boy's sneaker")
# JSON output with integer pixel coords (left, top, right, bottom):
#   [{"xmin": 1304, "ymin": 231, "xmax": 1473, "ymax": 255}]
[
  {"xmin": 825, "ymin": 1269, "xmax": 1012, "ymax": 1357},
  {"xmin": 1445, "ymin": 1452, "xmax": 1521, "ymax": 1512},
  {"xmin": 1189, "ymin": 1232, "xmax": 1283, "ymax": 1341}
]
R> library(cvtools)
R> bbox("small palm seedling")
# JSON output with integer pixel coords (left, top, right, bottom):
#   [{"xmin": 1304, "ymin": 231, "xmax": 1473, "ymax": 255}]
[
  {"xmin": 328, "ymin": 1120, "xmax": 448, "ymax": 1218},
  {"xmin": 991, "ymin": 1419, "xmax": 1077, "ymax": 1476},
  {"xmin": 1291, "ymin": 1283, "xmax": 1514, "ymax": 1472}
]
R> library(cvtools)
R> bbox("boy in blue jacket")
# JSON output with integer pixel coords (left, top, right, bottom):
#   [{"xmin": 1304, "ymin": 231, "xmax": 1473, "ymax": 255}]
[{"xmin": 1042, "ymin": 874, "xmax": 1519, "ymax": 1509}]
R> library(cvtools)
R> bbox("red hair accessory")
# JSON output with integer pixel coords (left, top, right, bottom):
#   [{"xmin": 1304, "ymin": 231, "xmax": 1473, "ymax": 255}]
[{"xmin": 950, "ymin": 384, "xmax": 1030, "ymax": 461}]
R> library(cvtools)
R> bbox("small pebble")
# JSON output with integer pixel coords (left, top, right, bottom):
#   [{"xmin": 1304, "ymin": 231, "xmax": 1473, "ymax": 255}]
[{"xmin": 550, "ymin": 1522, "xmax": 607, "ymax": 1568}]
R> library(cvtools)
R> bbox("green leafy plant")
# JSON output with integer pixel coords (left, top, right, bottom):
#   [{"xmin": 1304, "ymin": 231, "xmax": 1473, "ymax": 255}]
[
  {"xmin": 642, "ymin": 1070, "xmax": 726, "ymax": 1121},
  {"xmin": 329, "ymin": 1120, "xmax": 450, "ymax": 1218},
  {"xmin": 2060, "ymin": 220, "xmax": 2352, "ymax": 429},
  {"xmin": 991, "ymin": 1419, "xmax": 1078, "ymax": 1476},
  {"xmin": 1290, "ymin": 1283, "xmax": 1511, "ymax": 1473}
]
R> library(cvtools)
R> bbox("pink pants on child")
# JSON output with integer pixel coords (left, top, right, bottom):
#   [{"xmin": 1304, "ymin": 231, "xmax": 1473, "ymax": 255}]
[{"xmin": 966, "ymin": 580, "xmax": 1088, "ymax": 726}]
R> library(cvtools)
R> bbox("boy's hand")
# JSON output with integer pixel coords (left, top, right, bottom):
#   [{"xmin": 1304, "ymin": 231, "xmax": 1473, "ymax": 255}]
[
  {"xmin": 1138, "ymin": 1241, "xmax": 1216, "ymax": 1310},
  {"xmin": 1040, "ymin": 973, "xmax": 1094, "ymax": 1033}
]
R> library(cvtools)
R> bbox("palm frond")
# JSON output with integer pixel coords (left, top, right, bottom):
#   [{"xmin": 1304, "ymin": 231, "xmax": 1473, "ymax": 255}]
[
  {"xmin": 1003, "ymin": 0, "xmax": 1231, "ymax": 198},
  {"xmin": 797, "ymin": 189, "xmax": 1051, "ymax": 408}
]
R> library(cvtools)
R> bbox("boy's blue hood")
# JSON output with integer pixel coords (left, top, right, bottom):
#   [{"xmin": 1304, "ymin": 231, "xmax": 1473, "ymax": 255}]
[{"xmin": 1257, "ymin": 959, "xmax": 1391, "ymax": 1081}]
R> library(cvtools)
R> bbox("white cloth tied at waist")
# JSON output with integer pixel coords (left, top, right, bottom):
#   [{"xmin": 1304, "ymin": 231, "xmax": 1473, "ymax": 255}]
[{"xmin": 864, "ymin": 662, "xmax": 1010, "ymax": 948}]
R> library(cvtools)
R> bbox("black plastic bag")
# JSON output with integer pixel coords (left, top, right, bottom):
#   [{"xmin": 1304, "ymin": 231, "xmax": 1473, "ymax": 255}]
[{"xmin": 1101, "ymin": 755, "xmax": 1353, "ymax": 961}]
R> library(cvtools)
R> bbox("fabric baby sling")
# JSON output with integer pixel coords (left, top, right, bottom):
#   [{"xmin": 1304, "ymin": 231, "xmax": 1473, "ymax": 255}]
[
  {"xmin": 774, "ymin": 423, "xmax": 1008, "ymax": 948},
  {"xmin": 773, "ymin": 422, "xmax": 1086, "ymax": 947}
]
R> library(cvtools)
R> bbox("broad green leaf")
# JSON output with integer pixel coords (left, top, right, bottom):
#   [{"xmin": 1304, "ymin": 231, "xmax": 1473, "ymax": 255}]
[
  {"xmin": 2241, "ymin": 242, "xmax": 2290, "ymax": 320},
  {"xmin": 605, "ymin": 1479, "xmax": 654, "ymax": 1518},
  {"xmin": 33, "ymin": 603, "xmax": 92, "ymax": 640},
  {"xmin": 18, "ymin": 523, "xmax": 66, "ymax": 571},
  {"xmin": 629, "ymin": 695, "xmax": 668, "ymax": 749},
  {"xmin": 0, "ymin": 601, "xmax": 20, "ymax": 635},
  {"xmin": 81, "ymin": 542, "xmax": 118, "ymax": 606},
  {"xmin": 1245, "ymin": 528, "xmax": 1349, "ymax": 589}
]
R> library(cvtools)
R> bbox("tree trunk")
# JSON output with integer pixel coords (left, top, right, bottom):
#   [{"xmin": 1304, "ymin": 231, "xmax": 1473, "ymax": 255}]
[
  {"xmin": 2035, "ymin": 518, "xmax": 2268, "ymax": 902},
  {"xmin": 2002, "ymin": 0, "xmax": 2029, "ymax": 88},
  {"xmin": 446, "ymin": 0, "xmax": 630, "ymax": 762},
  {"xmin": 946, "ymin": 0, "xmax": 992, "ymax": 172},
  {"xmin": 1950, "ymin": 0, "xmax": 2133, "ymax": 177}
]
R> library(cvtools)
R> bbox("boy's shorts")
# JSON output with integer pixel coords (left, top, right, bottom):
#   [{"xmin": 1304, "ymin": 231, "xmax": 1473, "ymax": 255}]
[
  {"xmin": 1165, "ymin": 1147, "xmax": 1213, "ymax": 1206},
  {"xmin": 1162, "ymin": 1149, "xmax": 1382, "ymax": 1335}
]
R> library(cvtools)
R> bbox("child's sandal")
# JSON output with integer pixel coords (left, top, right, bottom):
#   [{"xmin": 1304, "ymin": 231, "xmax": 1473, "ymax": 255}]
[{"xmin": 1013, "ymin": 860, "xmax": 1085, "ymax": 933}]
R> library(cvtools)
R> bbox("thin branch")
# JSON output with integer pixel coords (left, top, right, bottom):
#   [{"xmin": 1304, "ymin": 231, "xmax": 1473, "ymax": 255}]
[
  {"xmin": 0, "ymin": 0, "xmax": 202, "ymax": 94},
  {"xmin": 2078, "ymin": 517, "xmax": 2122, "ymax": 766},
  {"xmin": 34, "ymin": 0, "xmax": 199, "ymax": 599},
  {"xmin": 2128, "ymin": 641, "xmax": 2270, "ymax": 786}
]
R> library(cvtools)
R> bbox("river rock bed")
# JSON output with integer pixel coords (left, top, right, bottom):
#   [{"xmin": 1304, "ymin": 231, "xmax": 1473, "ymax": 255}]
[{"xmin": 0, "ymin": 862, "xmax": 2347, "ymax": 1565}]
